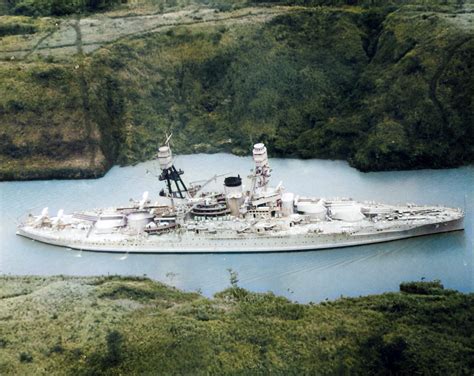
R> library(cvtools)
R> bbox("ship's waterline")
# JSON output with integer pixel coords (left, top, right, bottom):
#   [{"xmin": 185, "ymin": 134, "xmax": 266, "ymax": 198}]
[
  {"xmin": 1, "ymin": 154, "xmax": 473, "ymax": 302},
  {"xmin": 16, "ymin": 218, "xmax": 464, "ymax": 253}
]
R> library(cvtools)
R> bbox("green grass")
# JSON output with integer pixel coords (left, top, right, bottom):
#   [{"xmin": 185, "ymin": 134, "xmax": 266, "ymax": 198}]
[{"xmin": 0, "ymin": 276, "xmax": 472, "ymax": 375}]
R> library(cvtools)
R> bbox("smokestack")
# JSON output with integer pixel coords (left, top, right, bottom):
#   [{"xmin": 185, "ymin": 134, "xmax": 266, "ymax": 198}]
[{"xmin": 224, "ymin": 175, "xmax": 244, "ymax": 217}]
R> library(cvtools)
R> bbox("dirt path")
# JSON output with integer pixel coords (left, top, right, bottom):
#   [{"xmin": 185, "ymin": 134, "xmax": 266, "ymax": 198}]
[
  {"xmin": 72, "ymin": 17, "xmax": 84, "ymax": 55},
  {"xmin": 0, "ymin": 6, "xmax": 293, "ymax": 61}
]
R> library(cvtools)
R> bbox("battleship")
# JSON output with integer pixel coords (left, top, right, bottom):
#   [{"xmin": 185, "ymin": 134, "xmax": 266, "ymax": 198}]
[{"xmin": 17, "ymin": 140, "xmax": 464, "ymax": 253}]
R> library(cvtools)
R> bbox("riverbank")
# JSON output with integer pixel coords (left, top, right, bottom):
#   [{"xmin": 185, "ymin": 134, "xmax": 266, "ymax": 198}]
[
  {"xmin": 1, "ymin": 0, "xmax": 473, "ymax": 180},
  {"xmin": 0, "ymin": 154, "xmax": 109, "ymax": 181},
  {"xmin": 0, "ymin": 275, "xmax": 472, "ymax": 374}
]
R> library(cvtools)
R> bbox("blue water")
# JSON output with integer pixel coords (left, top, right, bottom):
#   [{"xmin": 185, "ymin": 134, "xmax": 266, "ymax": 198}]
[{"xmin": 1, "ymin": 154, "xmax": 473, "ymax": 302}]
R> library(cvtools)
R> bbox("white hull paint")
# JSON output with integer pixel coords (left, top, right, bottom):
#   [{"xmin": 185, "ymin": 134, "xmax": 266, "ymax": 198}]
[{"xmin": 17, "ymin": 218, "xmax": 464, "ymax": 254}]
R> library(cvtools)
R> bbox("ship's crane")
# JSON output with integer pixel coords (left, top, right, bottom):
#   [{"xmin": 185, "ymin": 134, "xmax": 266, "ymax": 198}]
[{"xmin": 188, "ymin": 172, "xmax": 230, "ymax": 198}]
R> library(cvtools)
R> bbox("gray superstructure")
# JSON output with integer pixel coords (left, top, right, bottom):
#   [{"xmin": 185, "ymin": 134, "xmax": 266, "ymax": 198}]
[{"xmin": 17, "ymin": 141, "xmax": 464, "ymax": 253}]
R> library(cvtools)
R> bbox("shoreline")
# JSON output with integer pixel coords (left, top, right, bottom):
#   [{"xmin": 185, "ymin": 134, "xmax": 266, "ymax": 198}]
[
  {"xmin": 1, "ymin": 275, "xmax": 472, "ymax": 374},
  {"xmin": 1, "ymin": 152, "xmax": 473, "ymax": 182}
]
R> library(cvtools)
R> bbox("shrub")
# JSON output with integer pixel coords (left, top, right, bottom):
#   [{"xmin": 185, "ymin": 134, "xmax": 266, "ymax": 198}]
[
  {"xmin": 103, "ymin": 330, "xmax": 123, "ymax": 367},
  {"xmin": 0, "ymin": 20, "xmax": 36, "ymax": 36},
  {"xmin": 99, "ymin": 285, "xmax": 158, "ymax": 300},
  {"xmin": 8, "ymin": 0, "xmax": 123, "ymax": 16},
  {"xmin": 49, "ymin": 343, "xmax": 64, "ymax": 354},
  {"xmin": 399, "ymin": 280, "xmax": 445, "ymax": 295},
  {"xmin": 19, "ymin": 352, "xmax": 33, "ymax": 363}
]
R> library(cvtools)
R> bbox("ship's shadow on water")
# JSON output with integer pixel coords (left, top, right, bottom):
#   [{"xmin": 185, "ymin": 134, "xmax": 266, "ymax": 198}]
[{"xmin": 1, "ymin": 156, "xmax": 473, "ymax": 303}]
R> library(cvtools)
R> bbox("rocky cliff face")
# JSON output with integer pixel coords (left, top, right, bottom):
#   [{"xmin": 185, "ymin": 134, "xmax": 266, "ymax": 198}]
[{"xmin": 0, "ymin": 1, "xmax": 472, "ymax": 180}]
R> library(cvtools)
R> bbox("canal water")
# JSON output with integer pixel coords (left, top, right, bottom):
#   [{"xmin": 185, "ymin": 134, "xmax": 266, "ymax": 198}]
[{"xmin": 1, "ymin": 154, "xmax": 472, "ymax": 302}]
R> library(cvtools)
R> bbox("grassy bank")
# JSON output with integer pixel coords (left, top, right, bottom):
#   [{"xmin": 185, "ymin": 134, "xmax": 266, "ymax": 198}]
[
  {"xmin": 0, "ymin": 276, "xmax": 472, "ymax": 374},
  {"xmin": 0, "ymin": 0, "xmax": 473, "ymax": 180}
]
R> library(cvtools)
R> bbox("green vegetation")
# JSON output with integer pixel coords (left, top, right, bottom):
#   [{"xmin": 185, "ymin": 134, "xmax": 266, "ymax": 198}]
[
  {"xmin": 0, "ymin": 59, "xmax": 122, "ymax": 179},
  {"xmin": 2, "ymin": 0, "xmax": 256, "ymax": 16},
  {"xmin": 0, "ymin": 0, "xmax": 473, "ymax": 179},
  {"xmin": 4, "ymin": 0, "xmax": 123, "ymax": 16},
  {"xmin": 0, "ymin": 276, "xmax": 472, "ymax": 374},
  {"xmin": 96, "ymin": 2, "xmax": 474, "ymax": 170},
  {"xmin": 2, "ymin": 0, "xmax": 468, "ymax": 17},
  {"xmin": 0, "ymin": 16, "xmax": 39, "ymax": 36}
]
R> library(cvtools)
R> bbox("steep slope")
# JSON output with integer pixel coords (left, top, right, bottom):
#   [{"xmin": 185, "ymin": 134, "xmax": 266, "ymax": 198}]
[
  {"xmin": 0, "ymin": 1, "xmax": 472, "ymax": 179},
  {"xmin": 349, "ymin": 8, "xmax": 474, "ymax": 170}
]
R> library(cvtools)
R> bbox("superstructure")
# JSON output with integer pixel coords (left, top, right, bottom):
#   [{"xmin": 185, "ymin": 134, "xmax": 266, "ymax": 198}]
[{"xmin": 17, "ymin": 141, "xmax": 464, "ymax": 253}]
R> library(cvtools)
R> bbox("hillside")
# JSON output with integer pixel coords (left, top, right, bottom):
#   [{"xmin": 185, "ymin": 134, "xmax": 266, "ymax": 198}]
[
  {"xmin": 0, "ymin": 276, "xmax": 472, "ymax": 374},
  {"xmin": 0, "ymin": 0, "xmax": 473, "ymax": 180}
]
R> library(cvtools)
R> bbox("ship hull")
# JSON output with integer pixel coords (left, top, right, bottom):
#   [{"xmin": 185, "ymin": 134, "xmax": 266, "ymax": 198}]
[{"xmin": 17, "ymin": 218, "xmax": 464, "ymax": 254}]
